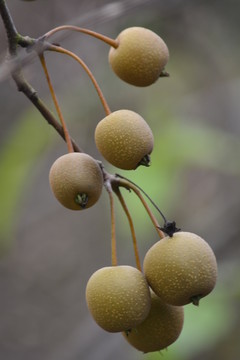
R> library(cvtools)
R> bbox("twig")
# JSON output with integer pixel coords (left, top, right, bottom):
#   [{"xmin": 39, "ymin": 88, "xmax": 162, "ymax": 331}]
[
  {"xmin": 0, "ymin": 0, "xmax": 18, "ymax": 55},
  {"xmin": 0, "ymin": 1, "xmax": 82, "ymax": 153}
]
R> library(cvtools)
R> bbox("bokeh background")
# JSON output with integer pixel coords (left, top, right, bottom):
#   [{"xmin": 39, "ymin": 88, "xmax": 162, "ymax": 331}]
[{"xmin": 0, "ymin": 0, "xmax": 239, "ymax": 359}]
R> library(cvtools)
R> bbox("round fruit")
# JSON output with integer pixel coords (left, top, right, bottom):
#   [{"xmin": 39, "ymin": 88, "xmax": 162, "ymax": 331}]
[
  {"xmin": 49, "ymin": 152, "xmax": 103, "ymax": 210},
  {"xmin": 143, "ymin": 232, "xmax": 218, "ymax": 306},
  {"xmin": 94, "ymin": 109, "xmax": 154, "ymax": 170},
  {"xmin": 123, "ymin": 291, "xmax": 184, "ymax": 353},
  {"xmin": 85, "ymin": 265, "xmax": 151, "ymax": 332},
  {"xmin": 109, "ymin": 27, "xmax": 169, "ymax": 87}
]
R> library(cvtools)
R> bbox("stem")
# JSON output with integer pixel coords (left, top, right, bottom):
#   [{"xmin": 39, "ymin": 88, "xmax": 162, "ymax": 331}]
[
  {"xmin": 114, "ymin": 187, "xmax": 142, "ymax": 272},
  {"xmin": 105, "ymin": 179, "xmax": 117, "ymax": 266},
  {"xmin": 117, "ymin": 178, "xmax": 165, "ymax": 239},
  {"xmin": 12, "ymin": 70, "xmax": 81, "ymax": 152},
  {"xmin": 116, "ymin": 174, "xmax": 167, "ymax": 223},
  {"xmin": 47, "ymin": 44, "xmax": 111, "ymax": 116},
  {"xmin": 43, "ymin": 25, "xmax": 119, "ymax": 49},
  {"xmin": 116, "ymin": 174, "xmax": 181, "ymax": 238},
  {"xmin": 39, "ymin": 53, "xmax": 74, "ymax": 153},
  {"xmin": 0, "ymin": 0, "xmax": 18, "ymax": 54},
  {"xmin": 0, "ymin": 0, "xmax": 81, "ymax": 152}
]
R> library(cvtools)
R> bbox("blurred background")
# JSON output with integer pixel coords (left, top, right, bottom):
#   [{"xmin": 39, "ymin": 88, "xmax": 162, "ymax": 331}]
[{"xmin": 0, "ymin": 0, "xmax": 239, "ymax": 359}]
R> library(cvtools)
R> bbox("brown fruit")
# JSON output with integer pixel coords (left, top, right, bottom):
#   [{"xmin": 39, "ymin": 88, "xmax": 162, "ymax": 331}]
[
  {"xmin": 123, "ymin": 291, "xmax": 184, "ymax": 353},
  {"xmin": 49, "ymin": 152, "xmax": 103, "ymax": 210},
  {"xmin": 143, "ymin": 232, "xmax": 218, "ymax": 306},
  {"xmin": 85, "ymin": 265, "xmax": 151, "ymax": 332},
  {"xmin": 109, "ymin": 27, "xmax": 169, "ymax": 87},
  {"xmin": 94, "ymin": 109, "xmax": 154, "ymax": 170}
]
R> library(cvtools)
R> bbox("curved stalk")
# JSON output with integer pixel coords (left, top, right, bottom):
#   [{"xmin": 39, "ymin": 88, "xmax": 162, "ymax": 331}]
[
  {"xmin": 43, "ymin": 25, "xmax": 119, "ymax": 49},
  {"xmin": 116, "ymin": 174, "xmax": 168, "ymax": 223},
  {"xmin": 117, "ymin": 178, "xmax": 165, "ymax": 239},
  {"xmin": 114, "ymin": 187, "xmax": 142, "ymax": 272},
  {"xmin": 47, "ymin": 44, "xmax": 111, "ymax": 116},
  {"xmin": 39, "ymin": 53, "xmax": 74, "ymax": 153}
]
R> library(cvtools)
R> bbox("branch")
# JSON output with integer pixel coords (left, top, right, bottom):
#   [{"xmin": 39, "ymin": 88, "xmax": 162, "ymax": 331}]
[
  {"xmin": 12, "ymin": 69, "xmax": 81, "ymax": 152},
  {"xmin": 0, "ymin": 0, "xmax": 18, "ymax": 55},
  {"xmin": 0, "ymin": 0, "xmax": 82, "ymax": 153}
]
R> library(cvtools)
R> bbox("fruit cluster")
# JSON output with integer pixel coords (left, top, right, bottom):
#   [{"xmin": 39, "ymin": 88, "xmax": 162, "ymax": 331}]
[
  {"xmin": 48, "ymin": 26, "xmax": 168, "ymax": 208},
  {"xmin": 42, "ymin": 26, "xmax": 217, "ymax": 353},
  {"xmin": 86, "ymin": 230, "xmax": 217, "ymax": 353}
]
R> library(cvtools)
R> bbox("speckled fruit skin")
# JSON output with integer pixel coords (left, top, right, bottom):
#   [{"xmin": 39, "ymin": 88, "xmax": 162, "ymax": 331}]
[
  {"xmin": 94, "ymin": 109, "xmax": 154, "ymax": 170},
  {"xmin": 109, "ymin": 27, "xmax": 169, "ymax": 87},
  {"xmin": 49, "ymin": 152, "xmax": 103, "ymax": 210},
  {"xmin": 123, "ymin": 291, "xmax": 184, "ymax": 353},
  {"xmin": 85, "ymin": 266, "xmax": 151, "ymax": 333},
  {"xmin": 143, "ymin": 232, "xmax": 218, "ymax": 306}
]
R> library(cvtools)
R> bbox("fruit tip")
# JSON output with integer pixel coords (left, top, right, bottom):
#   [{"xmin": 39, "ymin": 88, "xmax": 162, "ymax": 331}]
[
  {"xmin": 75, "ymin": 193, "xmax": 88, "ymax": 208},
  {"xmin": 137, "ymin": 154, "xmax": 151, "ymax": 168},
  {"xmin": 191, "ymin": 295, "xmax": 202, "ymax": 306}
]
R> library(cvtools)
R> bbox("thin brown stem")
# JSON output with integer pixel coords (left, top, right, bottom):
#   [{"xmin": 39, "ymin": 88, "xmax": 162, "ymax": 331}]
[
  {"xmin": 44, "ymin": 25, "xmax": 119, "ymax": 49},
  {"xmin": 117, "ymin": 178, "xmax": 165, "ymax": 239},
  {"xmin": 105, "ymin": 179, "xmax": 117, "ymax": 266},
  {"xmin": 114, "ymin": 187, "xmax": 142, "ymax": 272},
  {"xmin": 47, "ymin": 44, "xmax": 111, "ymax": 116},
  {"xmin": 39, "ymin": 53, "xmax": 74, "ymax": 153}
]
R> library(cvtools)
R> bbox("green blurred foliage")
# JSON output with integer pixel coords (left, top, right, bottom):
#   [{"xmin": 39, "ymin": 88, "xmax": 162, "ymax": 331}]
[{"xmin": 0, "ymin": 109, "xmax": 53, "ymax": 254}]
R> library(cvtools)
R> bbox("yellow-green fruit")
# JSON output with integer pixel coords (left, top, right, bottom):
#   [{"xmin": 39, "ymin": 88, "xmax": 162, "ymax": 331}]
[
  {"xmin": 143, "ymin": 232, "xmax": 218, "ymax": 306},
  {"xmin": 86, "ymin": 266, "xmax": 151, "ymax": 332},
  {"xmin": 49, "ymin": 152, "xmax": 103, "ymax": 210},
  {"xmin": 109, "ymin": 27, "xmax": 169, "ymax": 87},
  {"xmin": 94, "ymin": 109, "xmax": 154, "ymax": 170},
  {"xmin": 123, "ymin": 291, "xmax": 184, "ymax": 353}
]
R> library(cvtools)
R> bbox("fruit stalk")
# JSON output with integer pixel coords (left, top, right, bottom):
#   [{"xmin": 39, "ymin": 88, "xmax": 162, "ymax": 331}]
[
  {"xmin": 113, "ymin": 187, "xmax": 142, "ymax": 272},
  {"xmin": 117, "ymin": 177, "xmax": 165, "ymax": 239},
  {"xmin": 48, "ymin": 44, "xmax": 111, "ymax": 116},
  {"xmin": 43, "ymin": 25, "xmax": 119, "ymax": 49},
  {"xmin": 105, "ymin": 179, "xmax": 117, "ymax": 266},
  {"xmin": 39, "ymin": 53, "xmax": 74, "ymax": 153}
]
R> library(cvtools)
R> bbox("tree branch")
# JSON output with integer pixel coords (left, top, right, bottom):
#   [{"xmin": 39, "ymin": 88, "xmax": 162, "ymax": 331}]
[
  {"xmin": 12, "ymin": 69, "xmax": 81, "ymax": 152},
  {"xmin": 0, "ymin": 0, "xmax": 82, "ymax": 153},
  {"xmin": 0, "ymin": 0, "xmax": 18, "ymax": 54}
]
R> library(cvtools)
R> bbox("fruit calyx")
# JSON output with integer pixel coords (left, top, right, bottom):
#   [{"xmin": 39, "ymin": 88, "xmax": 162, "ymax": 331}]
[
  {"xmin": 190, "ymin": 294, "xmax": 203, "ymax": 306},
  {"xmin": 137, "ymin": 154, "xmax": 151, "ymax": 168},
  {"xmin": 159, "ymin": 69, "xmax": 170, "ymax": 78},
  {"xmin": 158, "ymin": 220, "xmax": 181, "ymax": 238},
  {"xmin": 75, "ymin": 193, "xmax": 88, "ymax": 208}
]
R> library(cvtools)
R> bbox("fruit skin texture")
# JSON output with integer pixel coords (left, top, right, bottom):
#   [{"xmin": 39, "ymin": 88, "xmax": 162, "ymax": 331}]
[
  {"xmin": 109, "ymin": 27, "xmax": 169, "ymax": 87},
  {"xmin": 123, "ymin": 291, "xmax": 184, "ymax": 353},
  {"xmin": 94, "ymin": 109, "xmax": 154, "ymax": 170},
  {"xmin": 49, "ymin": 152, "xmax": 103, "ymax": 210},
  {"xmin": 85, "ymin": 265, "xmax": 151, "ymax": 333},
  {"xmin": 143, "ymin": 232, "xmax": 218, "ymax": 306}
]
